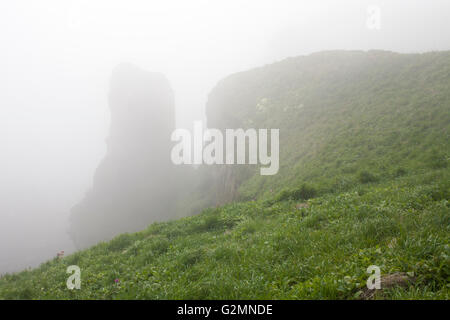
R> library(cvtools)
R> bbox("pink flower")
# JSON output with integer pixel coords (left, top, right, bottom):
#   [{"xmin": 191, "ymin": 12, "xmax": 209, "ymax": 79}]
[{"xmin": 114, "ymin": 278, "xmax": 120, "ymax": 283}]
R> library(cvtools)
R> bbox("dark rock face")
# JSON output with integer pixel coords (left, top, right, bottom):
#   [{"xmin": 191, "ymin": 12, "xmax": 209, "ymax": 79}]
[{"xmin": 69, "ymin": 63, "xmax": 176, "ymax": 249}]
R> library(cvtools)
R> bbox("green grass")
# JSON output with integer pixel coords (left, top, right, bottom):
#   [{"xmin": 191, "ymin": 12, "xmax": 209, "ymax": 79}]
[
  {"xmin": 204, "ymin": 50, "xmax": 450, "ymax": 205},
  {"xmin": 0, "ymin": 168, "xmax": 448, "ymax": 299}
]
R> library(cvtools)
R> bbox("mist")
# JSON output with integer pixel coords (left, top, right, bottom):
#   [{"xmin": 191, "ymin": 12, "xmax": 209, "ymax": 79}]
[{"xmin": 1, "ymin": 0, "xmax": 449, "ymax": 274}]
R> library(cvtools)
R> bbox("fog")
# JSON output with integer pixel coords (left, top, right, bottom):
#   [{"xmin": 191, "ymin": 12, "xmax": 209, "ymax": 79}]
[{"xmin": 1, "ymin": 0, "xmax": 449, "ymax": 274}]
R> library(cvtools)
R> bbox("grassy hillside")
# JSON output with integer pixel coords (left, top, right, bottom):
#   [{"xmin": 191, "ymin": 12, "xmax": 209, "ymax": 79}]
[
  {"xmin": 0, "ymin": 169, "xmax": 448, "ymax": 299},
  {"xmin": 206, "ymin": 50, "xmax": 450, "ymax": 203},
  {"xmin": 0, "ymin": 50, "xmax": 449, "ymax": 299}
]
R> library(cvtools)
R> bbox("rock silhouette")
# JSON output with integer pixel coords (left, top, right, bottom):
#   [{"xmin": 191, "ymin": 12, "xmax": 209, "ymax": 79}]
[{"xmin": 69, "ymin": 63, "xmax": 176, "ymax": 249}]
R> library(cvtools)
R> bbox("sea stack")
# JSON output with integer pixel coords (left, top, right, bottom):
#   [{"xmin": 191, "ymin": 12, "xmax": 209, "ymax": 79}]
[{"xmin": 69, "ymin": 63, "xmax": 176, "ymax": 249}]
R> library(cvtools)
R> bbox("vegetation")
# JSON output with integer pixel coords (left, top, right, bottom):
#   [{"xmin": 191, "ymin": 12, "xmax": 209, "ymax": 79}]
[
  {"xmin": 0, "ymin": 169, "xmax": 448, "ymax": 299},
  {"xmin": 0, "ymin": 50, "xmax": 449, "ymax": 299},
  {"xmin": 206, "ymin": 50, "xmax": 450, "ymax": 204}
]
